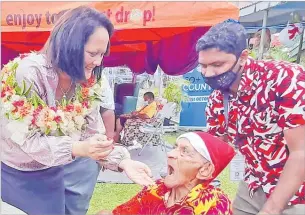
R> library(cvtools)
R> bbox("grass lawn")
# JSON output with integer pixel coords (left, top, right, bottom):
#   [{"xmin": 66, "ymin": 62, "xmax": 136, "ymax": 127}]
[{"xmin": 87, "ymin": 133, "xmax": 239, "ymax": 214}]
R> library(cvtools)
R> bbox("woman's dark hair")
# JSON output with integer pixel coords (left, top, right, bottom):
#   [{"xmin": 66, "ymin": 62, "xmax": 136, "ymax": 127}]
[{"xmin": 41, "ymin": 6, "xmax": 114, "ymax": 81}]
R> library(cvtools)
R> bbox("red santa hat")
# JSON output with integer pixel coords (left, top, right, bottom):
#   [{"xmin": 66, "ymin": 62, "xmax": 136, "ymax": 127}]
[{"xmin": 177, "ymin": 131, "xmax": 236, "ymax": 181}]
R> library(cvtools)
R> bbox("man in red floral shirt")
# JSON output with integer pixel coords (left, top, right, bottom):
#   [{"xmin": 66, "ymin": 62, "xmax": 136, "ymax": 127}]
[{"xmin": 197, "ymin": 21, "xmax": 305, "ymax": 214}]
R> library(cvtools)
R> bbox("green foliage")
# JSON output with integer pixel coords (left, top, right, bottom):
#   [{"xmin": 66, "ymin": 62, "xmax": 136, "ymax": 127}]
[
  {"xmin": 162, "ymin": 79, "xmax": 190, "ymax": 113},
  {"xmin": 249, "ymin": 47, "xmax": 297, "ymax": 62},
  {"xmin": 152, "ymin": 87, "xmax": 159, "ymax": 97},
  {"xmin": 249, "ymin": 50, "xmax": 257, "ymax": 59},
  {"xmin": 29, "ymin": 92, "xmax": 46, "ymax": 108},
  {"xmin": 268, "ymin": 46, "xmax": 296, "ymax": 62}
]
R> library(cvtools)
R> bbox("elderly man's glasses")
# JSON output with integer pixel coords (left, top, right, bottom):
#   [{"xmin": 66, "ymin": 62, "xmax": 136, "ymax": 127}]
[{"xmin": 172, "ymin": 144, "xmax": 197, "ymax": 158}]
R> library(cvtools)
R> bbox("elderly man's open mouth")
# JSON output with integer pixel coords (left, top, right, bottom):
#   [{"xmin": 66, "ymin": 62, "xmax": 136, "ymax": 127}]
[
  {"xmin": 160, "ymin": 162, "xmax": 176, "ymax": 179},
  {"xmin": 164, "ymin": 161, "xmax": 178, "ymax": 180},
  {"xmin": 168, "ymin": 164, "xmax": 175, "ymax": 176}
]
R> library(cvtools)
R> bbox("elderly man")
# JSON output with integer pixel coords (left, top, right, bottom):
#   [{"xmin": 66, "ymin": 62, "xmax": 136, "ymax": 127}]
[
  {"xmin": 197, "ymin": 21, "xmax": 305, "ymax": 215},
  {"xmin": 98, "ymin": 132, "xmax": 236, "ymax": 215},
  {"xmin": 114, "ymin": 91, "xmax": 157, "ymax": 142}
]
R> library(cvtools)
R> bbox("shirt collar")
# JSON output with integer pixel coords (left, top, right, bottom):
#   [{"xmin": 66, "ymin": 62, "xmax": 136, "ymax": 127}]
[
  {"xmin": 41, "ymin": 53, "xmax": 53, "ymax": 69},
  {"xmin": 237, "ymin": 57, "xmax": 258, "ymax": 96},
  {"xmin": 160, "ymin": 182, "xmax": 209, "ymax": 206}
]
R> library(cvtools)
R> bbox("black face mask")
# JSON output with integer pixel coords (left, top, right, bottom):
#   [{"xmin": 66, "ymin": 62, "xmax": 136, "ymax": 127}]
[{"xmin": 203, "ymin": 59, "xmax": 239, "ymax": 92}]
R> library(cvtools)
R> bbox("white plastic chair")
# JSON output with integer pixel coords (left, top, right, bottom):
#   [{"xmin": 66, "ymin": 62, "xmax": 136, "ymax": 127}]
[
  {"xmin": 137, "ymin": 102, "xmax": 177, "ymax": 156},
  {"xmin": 1, "ymin": 200, "xmax": 27, "ymax": 214}
]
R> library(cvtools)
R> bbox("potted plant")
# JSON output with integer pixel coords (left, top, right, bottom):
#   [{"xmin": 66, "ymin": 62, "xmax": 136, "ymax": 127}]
[{"xmin": 158, "ymin": 79, "xmax": 189, "ymax": 126}]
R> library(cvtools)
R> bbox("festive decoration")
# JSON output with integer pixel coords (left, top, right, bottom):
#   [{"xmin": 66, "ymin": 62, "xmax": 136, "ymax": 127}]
[
  {"xmin": 0, "ymin": 53, "xmax": 103, "ymax": 144},
  {"xmin": 279, "ymin": 23, "xmax": 303, "ymax": 47}
]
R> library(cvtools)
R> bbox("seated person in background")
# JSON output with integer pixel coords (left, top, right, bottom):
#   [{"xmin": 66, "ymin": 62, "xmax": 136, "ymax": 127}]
[
  {"xmin": 114, "ymin": 92, "xmax": 157, "ymax": 142},
  {"xmin": 99, "ymin": 132, "xmax": 235, "ymax": 215}
]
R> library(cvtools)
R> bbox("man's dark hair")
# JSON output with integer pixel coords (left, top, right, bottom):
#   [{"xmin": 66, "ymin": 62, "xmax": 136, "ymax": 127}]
[
  {"xmin": 196, "ymin": 21, "xmax": 247, "ymax": 57},
  {"xmin": 144, "ymin": 92, "xmax": 155, "ymax": 100}
]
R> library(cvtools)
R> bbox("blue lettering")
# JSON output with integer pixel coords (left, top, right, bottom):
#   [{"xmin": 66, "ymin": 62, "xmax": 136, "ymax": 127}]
[{"xmin": 182, "ymin": 85, "xmax": 189, "ymax": 92}]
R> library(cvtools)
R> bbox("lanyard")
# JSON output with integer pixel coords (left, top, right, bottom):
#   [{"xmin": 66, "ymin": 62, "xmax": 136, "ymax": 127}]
[
  {"xmin": 223, "ymin": 92, "xmax": 240, "ymax": 152},
  {"xmin": 225, "ymin": 92, "xmax": 245, "ymax": 181},
  {"xmin": 223, "ymin": 92, "xmax": 230, "ymax": 126}
]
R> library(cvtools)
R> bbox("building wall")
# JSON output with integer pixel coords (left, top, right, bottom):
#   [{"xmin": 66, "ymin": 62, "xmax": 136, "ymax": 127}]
[{"xmin": 230, "ymin": 1, "xmax": 258, "ymax": 9}]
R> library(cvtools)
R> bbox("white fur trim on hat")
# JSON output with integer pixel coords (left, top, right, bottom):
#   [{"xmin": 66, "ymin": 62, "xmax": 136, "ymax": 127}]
[{"xmin": 177, "ymin": 133, "xmax": 212, "ymax": 163}]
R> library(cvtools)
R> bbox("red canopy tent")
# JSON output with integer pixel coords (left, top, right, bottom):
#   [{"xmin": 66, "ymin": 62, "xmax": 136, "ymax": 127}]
[{"xmin": 1, "ymin": 1, "xmax": 239, "ymax": 75}]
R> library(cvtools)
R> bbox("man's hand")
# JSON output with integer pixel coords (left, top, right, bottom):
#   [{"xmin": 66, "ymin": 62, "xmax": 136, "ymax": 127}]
[{"xmin": 119, "ymin": 159, "xmax": 155, "ymax": 187}]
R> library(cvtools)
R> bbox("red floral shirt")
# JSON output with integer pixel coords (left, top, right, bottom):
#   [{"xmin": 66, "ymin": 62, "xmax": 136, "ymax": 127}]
[
  {"xmin": 112, "ymin": 179, "xmax": 232, "ymax": 215},
  {"xmin": 206, "ymin": 90, "xmax": 238, "ymax": 145},
  {"xmin": 206, "ymin": 58, "xmax": 305, "ymax": 205}
]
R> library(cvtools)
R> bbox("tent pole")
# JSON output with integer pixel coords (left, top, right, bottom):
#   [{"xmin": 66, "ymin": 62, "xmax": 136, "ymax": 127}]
[
  {"xmin": 258, "ymin": 9, "xmax": 269, "ymax": 60},
  {"xmin": 296, "ymin": 25, "xmax": 304, "ymax": 64},
  {"xmin": 132, "ymin": 72, "xmax": 137, "ymax": 84},
  {"xmin": 158, "ymin": 66, "xmax": 163, "ymax": 99}
]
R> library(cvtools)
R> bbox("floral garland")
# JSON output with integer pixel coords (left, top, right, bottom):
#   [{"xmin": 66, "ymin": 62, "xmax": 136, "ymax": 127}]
[{"xmin": 0, "ymin": 53, "xmax": 103, "ymax": 144}]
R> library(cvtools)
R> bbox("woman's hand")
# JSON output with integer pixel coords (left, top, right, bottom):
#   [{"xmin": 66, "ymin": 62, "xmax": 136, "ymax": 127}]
[
  {"xmin": 72, "ymin": 134, "xmax": 114, "ymax": 160},
  {"xmin": 119, "ymin": 159, "xmax": 155, "ymax": 186}
]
